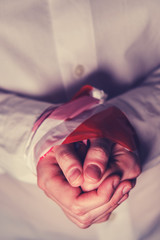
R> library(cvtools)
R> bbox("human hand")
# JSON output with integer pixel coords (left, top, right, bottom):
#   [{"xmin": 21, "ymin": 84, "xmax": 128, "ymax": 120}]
[
  {"xmin": 81, "ymin": 138, "xmax": 141, "ymax": 191},
  {"xmin": 49, "ymin": 138, "xmax": 141, "ymax": 192},
  {"xmin": 37, "ymin": 149, "xmax": 133, "ymax": 228},
  {"xmin": 36, "ymin": 139, "xmax": 141, "ymax": 228}
]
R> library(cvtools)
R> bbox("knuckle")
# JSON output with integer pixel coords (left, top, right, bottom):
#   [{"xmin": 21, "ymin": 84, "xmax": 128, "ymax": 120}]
[
  {"xmin": 129, "ymin": 165, "xmax": 141, "ymax": 179},
  {"xmin": 59, "ymin": 150, "xmax": 71, "ymax": 159},
  {"xmin": 78, "ymin": 212, "xmax": 94, "ymax": 227},
  {"xmin": 91, "ymin": 147, "xmax": 107, "ymax": 159},
  {"xmin": 71, "ymin": 204, "xmax": 92, "ymax": 227},
  {"xmin": 96, "ymin": 215, "xmax": 110, "ymax": 224},
  {"xmin": 43, "ymin": 177, "xmax": 54, "ymax": 192},
  {"xmin": 109, "ymin": 198, "xmax": 118, "ymax": 208},
  {"xmin": 37, "ymin": 177, "xmax": 45, "ymax": 190},
  {"xmin": 105, "ymin": 214, "xmax": 110, "ymax": 221},
  {"xmin": 102, "ymin": 214, "xmax": 111, "ymax": 222},
  {"xmin": 77, "ymin": 216, "xmax": 92, "ymax": 229},
  {"xmin": 77, "ymin": 222, "xmax": 91, "ymax": 229},
  {"xmin": 58, "ymin": 151, "xmax": 71, "ymax": 164},
  {"xmin": 135, "ymin": 165, "xmax": 141, "ymax": 177},
  {"xmin": 71, "ymin": 205, "xmax": 86, "ymax": 216}
]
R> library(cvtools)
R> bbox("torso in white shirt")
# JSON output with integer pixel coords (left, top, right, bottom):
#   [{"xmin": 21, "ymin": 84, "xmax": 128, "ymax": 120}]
[{"xmin": 0, "ymin": 0, "xmax": 160, "ymax": 102}]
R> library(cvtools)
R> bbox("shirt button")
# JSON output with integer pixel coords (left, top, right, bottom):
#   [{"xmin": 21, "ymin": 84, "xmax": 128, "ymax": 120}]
[{"xmin": 74, "ymin": 64, "xmax": 85, "ymax": 78}]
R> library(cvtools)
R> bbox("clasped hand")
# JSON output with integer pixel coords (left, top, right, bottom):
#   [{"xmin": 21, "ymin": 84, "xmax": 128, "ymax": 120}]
[{"xmin": 37, "ymin": 138, "xmax": 141, "ymax": 228}]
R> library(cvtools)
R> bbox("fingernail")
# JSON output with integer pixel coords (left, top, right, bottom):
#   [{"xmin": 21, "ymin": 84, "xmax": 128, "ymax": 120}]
[
  {"xmin": 113, "ymin": 178, "xmax": 120, "ymax": 189},
  {"xmin": 122, "ymin": 186, "xmax": 131, "ymax": 195},
  {"xmin": 68, "ymin": 168, "xmax": 81, "ymax": 183},
  {"xmin": 85, "ymin": 164, "xmax": 102, "ymax": 181}
]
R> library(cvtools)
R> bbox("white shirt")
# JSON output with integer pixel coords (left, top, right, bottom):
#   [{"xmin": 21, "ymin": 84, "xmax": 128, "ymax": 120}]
[{"xmin": 0, "ymin": 0, "xmax": 160, "ymax": 239}]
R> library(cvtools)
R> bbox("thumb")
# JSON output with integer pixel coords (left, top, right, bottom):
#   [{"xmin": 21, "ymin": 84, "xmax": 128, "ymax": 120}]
[
  {"xmin": 83, "ymin": 138, "xmax": 113, "ymax": 184},
  {"xmin": 54, "ymin": 143, "xmax": 83, "ymax": 187}
]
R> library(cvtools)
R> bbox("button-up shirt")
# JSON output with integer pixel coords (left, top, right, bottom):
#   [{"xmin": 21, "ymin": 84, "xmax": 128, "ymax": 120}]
[{"xmin": 0, "ymin": 1, "xmax": 160, "ymax": 239}]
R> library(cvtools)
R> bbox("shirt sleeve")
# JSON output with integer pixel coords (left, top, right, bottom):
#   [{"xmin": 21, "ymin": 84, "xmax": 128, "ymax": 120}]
[
  {"xmin": 0, "ymin": 90, "xmax": 57, "ymax": 183},
  {"xmin": 108, "ymin": 67, "xmax": 160, "ymax": 169}
]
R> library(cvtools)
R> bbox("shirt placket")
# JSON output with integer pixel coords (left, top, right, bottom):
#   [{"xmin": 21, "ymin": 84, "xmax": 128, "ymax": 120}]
[{"xmin": 50, "ymin": 0, "xmax": 98, "ymax": 99}]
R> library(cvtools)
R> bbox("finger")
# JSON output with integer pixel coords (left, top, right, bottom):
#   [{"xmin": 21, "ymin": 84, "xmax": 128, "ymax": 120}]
[
  {"xmin": 117, "ymin": 193, "xmax": 129, "ymax": 205},
  {"xmin": 62, "ymin": 204, "xmax": 111, "ymax": 228},
  {"xmin": 54, "ymin": 144, "xmax": 83, "ymax": 187},
  {"xmin": 77, "ymin": 181, "xmax": 131, "ymax": 224},
  {"xmin": 63, "ymin": 209, "xmax": 111, "ymax": 228},
  {"xmin": 83, "ymin": 138, "xmax": 113, "ymax": 183},
  {"xmin": 92, "ymin": 193, "xmax": 129, "ymax": 225},
  {"xmin": 90, "ymin": 191, "xmax": 129, "ymax": 222},
  {"xmin": 73, "ymin": 175, "xmax": 120, "ymax": 214},
  {"xmin": 112, "ymin": 144, "xmax": 141, "ymax": 180},
  {"xmin": 63, "ymin": 179, "xmax": 130, "ymax": 228},
  {"xmin": 92, "ymin": 213, "xmax": 111, "ymax": 224},
  {"xmin": 37, "ymin": 152, "xmax": 81, "ymax": 208},
  {"xmin": 81, "ymin": 163, "xmax": 121, "ymax": 192},
  {"xmin": 65, "ymin": 210, "xmax": 111, "ymax": 228},
  {"xmin": 59, "ymin": 178, "xmax": 131, "ymax": 227},
  {"xmin": 63, "ymin": 211, "xmax": 92, "ymax": 229},
  {"xmin": 79, "ymin": 177, "xmax": 132, "ymax": 215}
]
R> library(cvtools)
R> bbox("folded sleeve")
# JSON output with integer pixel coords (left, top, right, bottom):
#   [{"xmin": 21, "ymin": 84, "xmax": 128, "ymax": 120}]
[{"xmin": 0, "ymin": 90, "xmax": 56, "ymax": 183}]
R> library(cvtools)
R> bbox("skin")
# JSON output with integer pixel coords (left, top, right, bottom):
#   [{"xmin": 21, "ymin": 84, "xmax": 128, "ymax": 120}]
[{"xmin": 37, "ymin": 138, "xmax": 141, "ymax": 228}]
